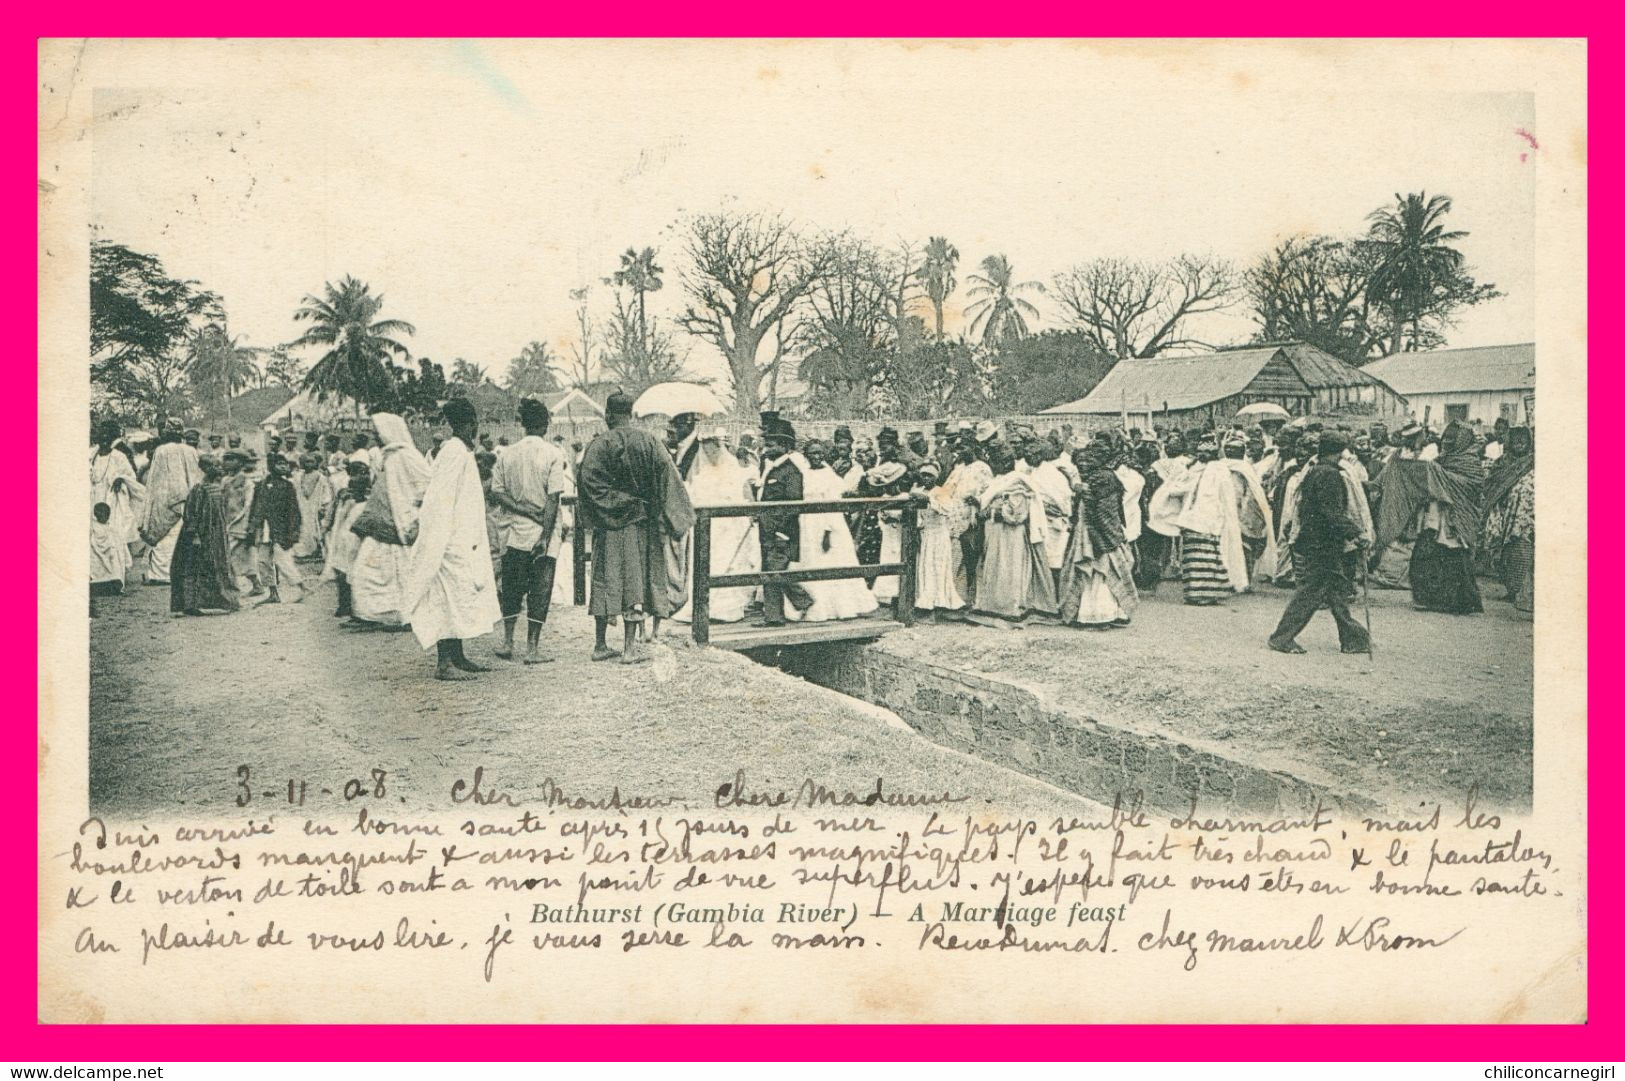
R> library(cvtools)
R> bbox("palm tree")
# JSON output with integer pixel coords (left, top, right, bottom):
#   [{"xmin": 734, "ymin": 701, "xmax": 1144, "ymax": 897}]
[
  {"xmin": 504, "ymin": 341, "xmax": 563, "ymax": 398},
  {"xmin": 964, "ymin": 254, "xmax": 1044, "ymax": 348},
  {"xmin": 450, "ymin": 357, "xmax": 490, "ymax": 386},
  {"xmin": 1364, "ymin": 192, "xmax": 1469, "ymax": 354},
  {"xmin": 611, "ymin": 247, "xmax": 664, "ymax": 358},
  {"xmin": 186, "ymin": 323, "xmax": 259, "ymax": 421},
  {"xmin": 916, "ymin": 236, "xmax": 959, "ymax": 340},
  {"xmin": 293, "ymin": 276, "xmax": 415, "ymax": 410}
]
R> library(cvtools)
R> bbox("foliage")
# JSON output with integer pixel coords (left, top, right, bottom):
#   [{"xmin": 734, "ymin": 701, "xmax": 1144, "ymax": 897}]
[
  {"xmin": 916, "ymin": 236, "xmax": 959, "ymax": 341},
  {"xmin": 964, "ymin": 254, "xmax": 1044, "ymax": 348},
  {"xmin": 293, "ymin": 276, "xmax": 416, "ymax": 410},
  {"xmin": 1051, "ymin": 254, "xmax": 1237, "ymax": 358},
  {"xmin": 449, "ymin": 357, "xmax": 490, "ymax": 386},
  {"xmin": 396, "ymin": 357, "xmax": 449, "ymax": 418},
  {"xmin": 1362, "ymin": 192, "xmax": 1501, "ymax": 355},
  {"xmin": 257, "ymin": 346, "xmax": 307, "ymax": 389},
  {"xmin": 505, "ymin": 341, "xmax": 563, "ymax": 399},
  {"xmin": 90, "ymin": 240, "xmax": 224, "ymax": 420},
  {"xmin": 185, "ymin": 323, "xmax": 259, "ymax": 413},
  {"xmin": 1245, "ymin": 193, "xmax": 1500, "ymax": 364},
  {"xmin": 601, "ymin": 287, "xmax": 688, "ymax": 396},
  {"xmin": 985, "ymin": 330, "xmax": 1117, "ymax": 414},
  {"xmin": 677, "ymin": 210, "xmax": 833, "ymax": 415}
]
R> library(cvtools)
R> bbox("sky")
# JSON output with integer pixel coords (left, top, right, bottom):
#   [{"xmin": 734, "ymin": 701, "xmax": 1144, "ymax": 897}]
[{"xmin": 87, "ymin": 40, "xmax": 1539, "ymax": 396}]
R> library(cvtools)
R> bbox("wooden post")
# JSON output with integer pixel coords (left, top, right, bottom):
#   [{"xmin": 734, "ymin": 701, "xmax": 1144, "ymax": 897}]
[
  {"xmin": 691, "ymin": 512, "xmax": 712, "ymax": 647},
  {"xmin": 572, "ymin": 512, "xmax": 588, "ymax": 606},
  {"xmin": 897, "ymin": 502, "xmax": 919, "ymax": 627}
]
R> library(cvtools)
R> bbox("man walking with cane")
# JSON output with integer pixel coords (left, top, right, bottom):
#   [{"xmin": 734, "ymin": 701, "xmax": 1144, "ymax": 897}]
[{"xmin": 1268, "ymin": 430, "xmax": 1372, "ymax": 656}]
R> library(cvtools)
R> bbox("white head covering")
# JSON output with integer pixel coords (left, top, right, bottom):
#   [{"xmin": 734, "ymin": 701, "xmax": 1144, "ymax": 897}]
[{"xmin": 369, "ymin": 413, "xmax": 431, "ymax": 534}]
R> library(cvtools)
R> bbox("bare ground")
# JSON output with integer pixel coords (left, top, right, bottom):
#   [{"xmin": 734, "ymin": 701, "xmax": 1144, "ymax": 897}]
[
  {"xmin": 86, "ymin": 567, "xmax": 1097, "ymax": 819},
  {"xmin": 877, "ymin": 577, "xmax": 1534, "ymax": 810}
]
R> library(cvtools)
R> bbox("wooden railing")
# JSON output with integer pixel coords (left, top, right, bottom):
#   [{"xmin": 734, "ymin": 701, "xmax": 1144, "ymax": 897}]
[{"xmin": 688, "ymin": 496, "xmax": 921, "ymax": 647}]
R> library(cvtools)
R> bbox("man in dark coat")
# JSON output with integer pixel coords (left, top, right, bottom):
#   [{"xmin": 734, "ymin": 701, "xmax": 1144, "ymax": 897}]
[
  {"xmin": 246, "ymin": 452, "xmax": 303, "ymax": 605},
  {"xmin": 576, "ymin": 391, "xmax": 695, "ymax": 662},
  {"xmin": 1268, "ymin": 431, "xmax": 1371, "ymax": 655},
  {"xmin": 758, "ymin": 415, "xmax": 813, "ymax": 626}
]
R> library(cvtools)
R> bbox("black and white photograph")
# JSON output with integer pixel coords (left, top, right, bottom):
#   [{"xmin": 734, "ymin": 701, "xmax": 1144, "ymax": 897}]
[{"xmin": 40, "ymin": 38, "xmax": 1586, "ymax": 1025}]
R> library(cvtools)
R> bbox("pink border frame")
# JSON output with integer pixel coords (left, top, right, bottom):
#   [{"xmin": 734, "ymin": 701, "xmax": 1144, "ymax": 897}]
[{"xmin": 12, "ymin": 16, "xmax": 1608, "ymax": 1061}]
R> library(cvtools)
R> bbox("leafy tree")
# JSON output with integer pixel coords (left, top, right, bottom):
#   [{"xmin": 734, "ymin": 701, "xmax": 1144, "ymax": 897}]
[
  {"xmin": 874, "ymin": 335, "xmax": 990, "ymax": 420},
  {"xmin": 916, "ymin": 236, "xmax": 959, "ymax": 341},
  {"xmin": 90, "ymin": 240, "xmax": 224, "ymax": 419},
  {"xmin": 609, "ymin": 247, "xmax": 664, "ymax": 366},
  {"xmin": 793, "ymin": 236, "xmax": 895, "ymax": 418},
  {"xmin": 964, "ymin": 254, "xmax": 1044, "ymax": 348},
  {"xmin": 505, "ymin": 341, "xmax": 563, "ymax": 399},
  {"xmin": 293, "ymin": 276, "xmax": 415, "ymax": 410},
  {"xmin": 1362, "ymin": 192, "xmax": 1499, "ymax": 354},
  {"xmin": 676, "ymin": 210, "xmax": 833, "ymax": 415},
  {"xmin": 186, "ymin": 322, "xmax": 259, "ymax": 421},
  {"xmin": 259, "ymin": 346, "xmax": 306, "ymax": 389},
  {"xmin": 1245, "ymin": 198, "xmax": 1500, "ymax": 365},
  {"xmin": 986, "ymin": 329, "xmax": 1118, "ymax": 414},
  {"xmin": 449, "ymin": 358, "xmax": 490, "ymax": 386},
  {"xmin": 1051, "ymin": 254, "xmax": 1237, "ymax": 358},
  {"xmin": 397, "ymin": 357, "xmax": 448, "ymax": 418}
]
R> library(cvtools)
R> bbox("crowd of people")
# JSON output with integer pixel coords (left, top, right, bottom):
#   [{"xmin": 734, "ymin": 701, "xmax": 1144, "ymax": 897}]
[{"xmin": 88, "ymin": 396, "xmax": 1536, "ymax": 678}]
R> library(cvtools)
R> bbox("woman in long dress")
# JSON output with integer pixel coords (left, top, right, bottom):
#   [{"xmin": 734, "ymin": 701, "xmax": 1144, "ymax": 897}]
[
  {"xmin": 169, "ymin": 456, "xmax": 240, "ymax": 616},
  {"xmin": 912, "ymin": 461, "xmax": 965, "ymax": 616},
  {"xmin": 1058, "ymin": 442, "xmax": 1138, "ymax": 629},
  {"xmin": 788, "ymin": 440, "xmax": 879, "ymax": 622},
  {"xmin": 973, "ymin": 445, "xmax": 1058, "ymax": 620},
  {"xmin": 672, "ymin": 426, "xmax": 759, "ymax": 624},
  {"xmin": 292, "ymin": 452, "xmax": 333, "ymax": 560},
  {"xmin": 348, "ymin": 413, "xmax": 430, "ymax": 628}
]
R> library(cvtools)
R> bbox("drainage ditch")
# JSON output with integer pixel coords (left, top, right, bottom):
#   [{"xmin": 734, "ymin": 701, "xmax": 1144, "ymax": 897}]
[{"xmin": 742, "ymin": 639, "xmax": 1381, "ymax": 817}]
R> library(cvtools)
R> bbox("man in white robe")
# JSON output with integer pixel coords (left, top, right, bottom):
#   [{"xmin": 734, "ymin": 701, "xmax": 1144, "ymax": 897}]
[
  {"xmin": 90, "ymin": 423, "xmax": 143, "ymax": 549},
  {"xmin": 406, "ymin": 398, "xmax": 502, "ymax": 680},
  {"xmin": 138, "ymin": 428, "xmax": 201, "ymax": 585}
]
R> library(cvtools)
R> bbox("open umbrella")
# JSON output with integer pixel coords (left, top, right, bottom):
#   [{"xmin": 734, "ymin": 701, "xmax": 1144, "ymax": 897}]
[
  {"xmin": 1235, "ymin": 402, "xmax": 1291, "ymax": 420},
  {"xmin": 633, "ymin": 381, "xmax": 725, "ymax": 418}
]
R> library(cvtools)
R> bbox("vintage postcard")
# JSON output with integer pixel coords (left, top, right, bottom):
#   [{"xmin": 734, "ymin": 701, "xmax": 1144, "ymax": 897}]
[{"xmin": 38, "ymin": 37, "xmax": 1587, "ymax": 1025}]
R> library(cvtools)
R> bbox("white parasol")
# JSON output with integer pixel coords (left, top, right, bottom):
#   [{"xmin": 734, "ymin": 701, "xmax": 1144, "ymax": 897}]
[
  {"xmin": 1235, "ymin": 402, "xmax": 1291, "ymax": 420},
  {"xmin": 632, "ymin": 381, "xmax": 725, "ymax": 418}
]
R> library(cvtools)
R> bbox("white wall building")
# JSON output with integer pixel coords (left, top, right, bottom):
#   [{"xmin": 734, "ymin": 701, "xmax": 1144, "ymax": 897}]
[{"xmin": 1362, "ymin": 343, "xmax": 1536, "ymax": 426}]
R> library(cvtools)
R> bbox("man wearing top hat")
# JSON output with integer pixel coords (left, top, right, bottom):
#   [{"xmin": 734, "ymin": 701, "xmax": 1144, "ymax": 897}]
[{"xmin": 757, "ymin": 411, "xmax": 814, "ymax": 625}]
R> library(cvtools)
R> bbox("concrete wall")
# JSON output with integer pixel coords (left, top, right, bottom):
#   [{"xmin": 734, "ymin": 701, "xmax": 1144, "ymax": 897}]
[{"xmin": 766, "ymin": 642, "xmax": 1381, "ymax": 817}]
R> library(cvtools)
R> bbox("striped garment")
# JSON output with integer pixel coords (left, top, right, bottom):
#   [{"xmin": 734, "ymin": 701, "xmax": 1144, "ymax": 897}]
[{"xmin": 1180, "ymin": 530, "xmax": 1230, "ymax": 605}]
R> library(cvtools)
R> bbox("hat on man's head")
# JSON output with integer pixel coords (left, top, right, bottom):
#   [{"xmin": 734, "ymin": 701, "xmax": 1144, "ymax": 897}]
[
  {"xmin": 877, "ymin": 426, "xmax": 899, "ymax": 444},
  {"xmin": 974, "ymin": 420, "xmax": 998, "ymax": 443},
  {"xmin": 1396, "ymin": 420, "xmax": 1423, "ymax": 439},
  {"xmin": 1196, "ymin": 434, "xmax": 1219, "ymax": 453},
  {"xmin": 832, "ymin": 425, "xmax": 853, "ymax": 443},
  {"xmin": 766, "ymin": 418, "xmax": 797, "ymax": 444},
  {"xmin": 933, "ymin": 420, "xmax": 949, "ymax": 435},
  {"xmin": 867, "ymin": 461, "xmax": 907, "ymax": 487},
  {"xmin": 222, "ymin": 450, "xmax": 246, "ymax": 464},
  {"xmin": 606, "ymin": 391, "xmax": 635, "ymax": 418},
  {"xmin": 759, "ymin": 410, "xmax": 781, "ymax": 429}
]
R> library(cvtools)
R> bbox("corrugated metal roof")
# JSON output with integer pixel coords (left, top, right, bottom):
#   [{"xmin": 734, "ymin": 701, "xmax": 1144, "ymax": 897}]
[
  {"xmin": 1042, "ymin": 346, "xmax": 1284, "ymax": 414},
  {"xmin": 1362, "ymin": 343, "xmax": 1535, "ymax": 395}
]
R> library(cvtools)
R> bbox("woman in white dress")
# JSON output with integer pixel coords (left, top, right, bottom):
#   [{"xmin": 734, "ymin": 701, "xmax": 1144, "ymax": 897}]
[
  {"xmin": 348, "ymin": 413, "xmax": 430, "ymax": 628},
  {"xmin": 913, "ymin": 461, "xmax": 966, "ymax": 615},
  {"xmin": 789, "ymin": 441, "xmax": 879, "ymax": 622},
  {"xmin": 672, "ymin": 425, "xmax": 759, "ymax": 624}
]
